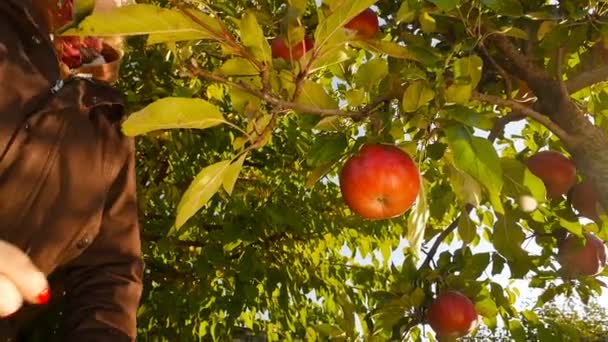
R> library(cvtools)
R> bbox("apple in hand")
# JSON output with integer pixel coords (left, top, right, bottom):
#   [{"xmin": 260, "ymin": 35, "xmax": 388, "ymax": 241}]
[
  {"xmin": 339, "ymin": 144, "xmax": 420, "ymax": 220},
  {"xmin": 558, "ymin": 233, "xmax": 607, "ymax": 277},
  {"xmin": 271, "ymin": 36, "xmax": 314, "ymax": 61},
  {"xmin": 344, "ymin": 8, "xmax": 379, "ymax": 39},
  {"xmin": 525, "ymin": 150, "xmax": 576, "ymax": 199},
  {"xmin": 427, "ymin": 291, "xmax": 479, "ymax": 339},
  {"xmin": 570, "ymin": 180, "xmax": 601, "ymax": 222}
]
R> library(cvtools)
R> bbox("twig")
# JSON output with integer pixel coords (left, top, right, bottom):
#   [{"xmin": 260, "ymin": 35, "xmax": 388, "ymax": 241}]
[
  {"xmin": 487, "ymin": 111, "xmax": 525, "ymax": 141},
  {"xmin": 478, "ymin": 43, "xmax": 513, "ymax": 98},
  {"xmin": 418, "ymin": 218, "xmax": 460, "ymax": 271},
  {"xmin": 188, "ymin": 66, "xmax": 380, "ymax": 119},
  {"xmin": 170, "ymin": 0, "xmax": 264, "ymax": 71},
  {"xmin": 472, "ymin": 92, "xmax": 575, "ymax": 145}
]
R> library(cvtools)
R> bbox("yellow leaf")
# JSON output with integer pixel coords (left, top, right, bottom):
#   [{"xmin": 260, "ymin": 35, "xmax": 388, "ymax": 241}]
[
  {"xmin": 122, "ymin": 97, "xmax": 226, "ymax": 136},
  {"xmin": 223, "ymin": 153, "xmax": 248, "ymax": 195},
  {"xmin": 175, "ymin": 160, "xmax": 232, "ymax": 229},
  {"xmin": 63, "ymin": 4, "xmax": 224, "ymax": 45}
]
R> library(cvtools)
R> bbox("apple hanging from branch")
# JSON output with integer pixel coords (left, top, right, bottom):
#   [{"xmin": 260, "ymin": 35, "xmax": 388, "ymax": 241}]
[
  {"xmin": 270, "ymin": 36, "xmax": 314, "ymax": 61},
  {"xmin": 525, "ymin": 150, "xmax": 576, "ymax": 199},
  {"xmin": 426, "ymin": 291, "xmax": 479, "ymax": 339},
  {"xmin": 339, "ymin": 144, "xmax": 420, "ymax": 220},
  {"xmin": 558, "ymin": 233, "xmax": 607, "ymax": 278},
  {"xmin": 344, "ymin": 8, "xmax": 379, "ymax": 39}
]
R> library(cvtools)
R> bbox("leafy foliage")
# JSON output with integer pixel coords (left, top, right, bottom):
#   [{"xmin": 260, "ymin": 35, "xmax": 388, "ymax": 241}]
[{"xmin": 61, "ymin": 0, "xmax": 608, "ymax": 340}]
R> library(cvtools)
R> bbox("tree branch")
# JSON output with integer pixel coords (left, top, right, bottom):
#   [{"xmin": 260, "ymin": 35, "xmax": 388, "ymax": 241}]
[
  {"xmin": 566, "ymin": 65, "xmax": 608, "ymax": 94},
  {"xmin": 418, "ymin": 217, "xmax": 461, "ymax": 271},
  {"xmin": 188, "ymin": 65, "xmax": 380, "ymax": 119},
  {"xmin": 472, "ymin": 92, "xmax": 575, "ymax": 146}
]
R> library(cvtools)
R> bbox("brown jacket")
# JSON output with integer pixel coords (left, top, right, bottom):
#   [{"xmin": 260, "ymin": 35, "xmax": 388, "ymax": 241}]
[{"xmin": 0, "ymin": 0, "xmax": 143, "ymax": 341}]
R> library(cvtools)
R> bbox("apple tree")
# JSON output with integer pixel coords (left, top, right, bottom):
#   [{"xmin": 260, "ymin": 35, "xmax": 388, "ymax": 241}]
[{"xmin": 58, "ymin": 0, "xmax": 608, "ymax": 340}]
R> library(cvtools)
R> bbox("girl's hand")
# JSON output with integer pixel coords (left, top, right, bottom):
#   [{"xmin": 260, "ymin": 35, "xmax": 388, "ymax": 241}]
[{"xmin": 0, "ymin": 241, "xmax": 49, "ymax": 317}]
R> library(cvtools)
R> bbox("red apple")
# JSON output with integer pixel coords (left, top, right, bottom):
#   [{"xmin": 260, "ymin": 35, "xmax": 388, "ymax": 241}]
[
  {"xmin": 270, "ymin": 36, "xmax": 314, "ymax": 61},
  {"xmin": 525, "ymin": 150, "xmax": 576, "ymax": 199},
  {"xmin": 339, "ymin": 144, "xmax": 420, "ymax": 220},
  {"xmin": 570, "ymin": 180, "xmax": 600, "ymax": 221},
  {"xmin": 344, "ymin": 8, "xmax": 379, "ymax": 39},
  {"xmin": 427, "ymin": 291, "xmax": 479, "ymax": 339},
  {"xmin": 558, "ymin": 233, "xmax": 607, "ymax": 277}
]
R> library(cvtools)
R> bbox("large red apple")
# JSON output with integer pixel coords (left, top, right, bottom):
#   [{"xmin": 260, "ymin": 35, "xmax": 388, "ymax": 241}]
[
  {"xmin": 427, "ymin": 291, "xmax": 479, "ymax": 339},
  {"xmin": 270, "ymin": 36, "xmax": 314, "ymax": 61},
  {"xmin": 339, "ymin": 144, "xmax": 420, "ymax": 220},
  {"xmin": 344, "ymin": 8, "xmax": 379, "ymax": 39},
  {"xmin": 525, "ymin": 150, "xmax": 576, "ymax": 199},
  {"xmin": 570, "ymin": 180, "xmax": 601, "ymax": 222},
  {"xmin": 558, "ymin": 233, "xmax": 607, "ymax": 277}
]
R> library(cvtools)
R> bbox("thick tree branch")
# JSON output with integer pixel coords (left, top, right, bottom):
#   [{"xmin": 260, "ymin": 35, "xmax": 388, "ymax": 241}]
[
  {"xmin": 472, "ymin": 92, "xmax": 575, "ymax": 146},
  {"xmin": 566, "ymin": 65, "xmax": 608, "ymax": 94},
  {"xmin": 188, "ymin": 66, "xmax": 382, "ymax": 119}
]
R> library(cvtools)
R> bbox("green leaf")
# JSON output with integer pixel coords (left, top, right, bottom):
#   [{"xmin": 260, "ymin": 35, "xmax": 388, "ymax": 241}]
[
  {"xmin": 501, "ymin": 158, "xmax": 547, "ymax": 202},
  {"xmin": 445, "ymin": 125, "xmax": 504, "ymax": 213},
  {"xmin": 458, "ymin": 212, "xmax": 477, "ymax": 243},
  {"xmin": 176, "ymin": 160, "xmax": 232, "ymax": 229},
  {"xmin": 63, "ymin": 4, "xmax": 224, "ymax": 45},
  {"xmin": 493, "ymin": 215, "xmax": 531, "ymax": 278},
  {"xmin": 354, "ymin": 40, "xmax": 420, "ymax": 60},
  {"xmin": 396, "ymin": 2, "xmax": 416, "ymax": 23},
  {"xmin": 306, "ymin": 133, "xmax": 348, "ymax": 168},
  {"xmin": 475, "ymin": 296, "xmax": 498, "ymax": 318},
  {"xmin": 296, "ymin": 80, "xmax": 338, "ymax": 110},
  {"xmin": 500, "ymin": 26, "xmax": 529, "ymax": 40},
  {"xmin": 428, "ymin": 0, "xmax": 460, "ymax": 11},
  {"xmin": 219, "ymin": 58, "xmax": 259, "ymax": 76},
  {"xmin": 407, "ymin": 177, "xmax": 429, "ymax": 255},
  {"xmin": 402, "ymin": 80, "xmax": 435, "ymax": 112},
  {"xmin": 508, "ymin": 319, "xmax": 527, "ymax": 342},
  {"xmin": 442, "ymin": 106, "xmax": 495, "ymax": 130},
  {"xmin": 355, "ymin": 58, "xmax": 389, "ymax": 89},
  {"xmin": 122, "ymin": 97, "xmax": 226, "ymax": 136},
  {"xmin": 308, "ymin": 46, "xmax": 353, "ymax": 73},
  {"xmin": 453, "ymin": 55, "xmax": 484, "ymax": 88},
  {"xmin": 445, "ymin": 84, "xmax": 473, "ymax": 104},
  {"xmin": 315, "ymin": 323, "xmax": 346, "ymax": 339},
  {"xmin": 481, "ymin": 0, "xmax": 524, "ymax": 16},
  {"xmin": 239, "ymin": 11, "xmax": 272, "ymax": 65},
  {"xmin": 449, "ymin": 164, "xmax": 483, "ymax": 207},
  {"xmin": 419, "ymin": 11, "xmax": 437, "ymax": 33},
  {"xmin": 223, "ymin": 153, "xmax": 248, "ymax": 195}
]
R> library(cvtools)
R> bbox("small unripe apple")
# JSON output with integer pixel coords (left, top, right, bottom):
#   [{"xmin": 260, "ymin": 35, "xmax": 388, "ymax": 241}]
[
  {"xmin": 339, "ymin": 144, "xmax": 420, "ymax": 220},
  {"xmin": 558, "ymin": 233, "xmax": 607, "ymax": 277},
  {"xmin": 270, "ymin": 36, "xmax": 314, "ymax": 61},
  {"xmin": 570, "ymin": 180, "xmax": 600, "ymax": 222},
  {"xmin": 525, "ymin": 151, "xmax": 576, "ymax": 199},
  {"xmin": 427, "ymin": 291, "xmax": 479, "ymax": 339},
  {"xmin": 344, "ymin": 8, "xmax": 379, "ymax": 39}
]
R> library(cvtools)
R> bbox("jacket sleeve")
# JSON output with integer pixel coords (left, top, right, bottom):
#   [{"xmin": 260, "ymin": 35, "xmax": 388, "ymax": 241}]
[{"xmin": 61, "ymin": 132, "xmax": 144, "ymax": 342}]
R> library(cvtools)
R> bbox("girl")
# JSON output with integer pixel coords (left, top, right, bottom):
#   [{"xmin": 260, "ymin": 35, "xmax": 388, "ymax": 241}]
[{"xmin": 0, "ymin": 0, "xmax": 143, "ymax": 340}]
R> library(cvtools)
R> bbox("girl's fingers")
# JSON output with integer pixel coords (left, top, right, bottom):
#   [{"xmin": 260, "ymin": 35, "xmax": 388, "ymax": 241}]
[
  {"xmin": 0, "ymin": 274, "xmax": 23, "ymax": 317},
  {"xmin": 0, "ymin": 241, "xmax": 49, "ymax": 305}
]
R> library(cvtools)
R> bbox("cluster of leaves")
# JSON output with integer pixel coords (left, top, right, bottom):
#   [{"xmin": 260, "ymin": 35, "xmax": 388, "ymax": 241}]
[
  {"xmin": 61, "ymin": 0, "xmax": 608, "ymax": 340},
  {"xmin": 469, "ymin": 297, "xmax": 608, "ymax": 341}
]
